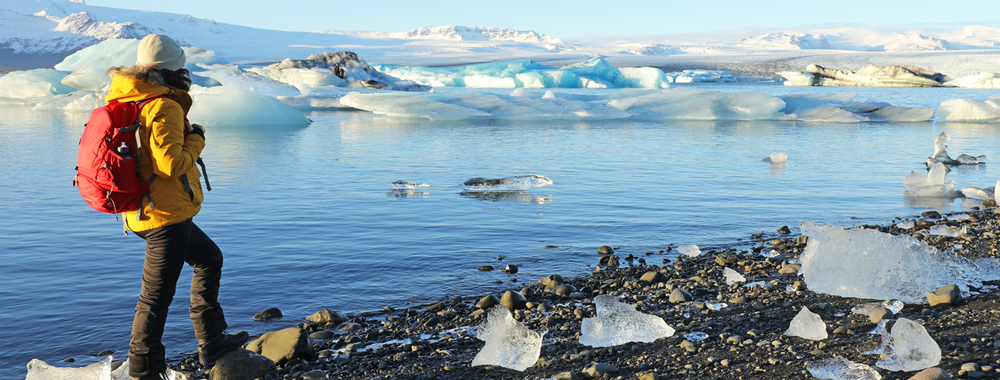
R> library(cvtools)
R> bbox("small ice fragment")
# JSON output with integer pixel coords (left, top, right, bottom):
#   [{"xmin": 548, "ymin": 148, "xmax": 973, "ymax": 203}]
[
  {"xmin": 706, "ymin": 302, "xmax": 728, "ymax": 311},
  {"xmin": 723, "ymin": 267, "xmax": 746, "ymax": 285},
  {"xmin": 471, "ymin": 306, "xmax": 545, "ymax": 371},
  {"xmin": 743, "ymin": 281, "xmax": 766, "ymax": 288},
  {"xmin": 677, "ymin": 245, "xmax": 701, "ymax": 257},
  {"xmin": 807, "ymin": 356, "xmax": 882, "ymax": 380},
  {"xmin": 896, "ymin": 220, "xmax": 914, "ymax": 229},
  {"xmin": 928, "ymin": 225, "xmax": 965, "ymax": 237},
  {"xmin": 960, "ymin": 186, "xmax": 995, "ymax": 200},
  {"xmin": 110, "ymin": 361, "xmax": 184, "ymax": 380},
  {"xmin": 881, "ymin": 299, "xmax": 904, "ymax": 314},
  {"xmin": 388, "ymin": 180, "xmax": 429, "ymax": 189},
  {"xmin": 462, "ymin": 175, "xmax": 552, "ymax": 191},
  {"xmin": 874, "ymin": 318, "xmax": 941, "ymax": 371},
  {"xmin": 852, "ymin": 300, "xmax": 904, "ymax": 315},
  {"xmin": 542, "ymin": 90, "xmax": 556, "ymax": 99},
  {"xmin": 949, "ymin": 213, "xmax": 972, "ymax": 221},
  {"xmin": 786, "ymin": 285, "xmax": 800, "ymax": 292},
  {"xmin": 761, "ymin": 249, "xmax": 780, "ymax": 258},
  {"xmin": 956, "ymin": 154, "xmax": 980, "ymax": 165},
  {"xmin": 834, "ymin": 312, "xmax": 845, "ymax": 317},
  {"xmin": 764, "ymin": 152, "xmax": 788, "ymax": 163},
  {"xmin": 26, "ymin": 356, "xmax": 111, "ymax": 380},
  {"xmin": 784, "ymin": 306, "xmax": 828, "ymax": 340},
  {"xmin": 684, "ymin": 332, "xmax": 708, "ymax": 342},
  {"xmin": 579, "ymin": 295, "xmax": 675, "ymax": 347}
]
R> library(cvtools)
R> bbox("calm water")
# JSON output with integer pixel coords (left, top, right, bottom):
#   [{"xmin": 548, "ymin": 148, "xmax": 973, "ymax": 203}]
[{"xmin": 1, "ymin": 84, "xmax": 998, "ymax": 378}]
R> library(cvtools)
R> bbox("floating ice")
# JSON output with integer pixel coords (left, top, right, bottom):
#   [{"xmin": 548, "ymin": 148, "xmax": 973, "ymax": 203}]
[
  {"xmin": 779, "ymin": 92, "xmax": 933, "ymax": 122},
  {"xmin": 937, "ymin": 96, "xmax": 1000, "ymax": 122},
  {"xmin": 26, "ymin": 356, "xmax": 110, "ymax": 380},
  {"xmin": 784, "ymin": 306, "xmax": 828, "ymax": 341},
  {"xmin": 462, "ymin": 175, "xmax": 552, "ymax": 191},
  {"xmin": 763, "ymin": 152, "xmax": 788, "ymax": 163},
  {"xmin": 666, "ymin": 70, "xmax": 736, "ymax": 84},
  {"xmin": 903, "ymin": 163, "xmax": 960, "ymax": 198},
  {"xmin": 961, "ymin": 185, "xmax": 996, "ymax": 200},
  {"xmin": 851, "ymin": 299, "xmax": 904, "ymax": 316},
  {"xmin": 778, "ymin": 64, "xmax": 948, "ymax": 87},
  {"xmin": 0, "ymin": 69, "xmax": 75, "ymax": 98},
  {"xmin": 928, "ymin": 225, "xmax": 967, "ymax": 237},
  {"xmin": 723, "ymin": 267, "xmax": 746, "ymax": 285},
  {"xmin": 388, "ymin": 180, "xmax": 429, "ymax": 190},
  {"xmin": 54, "ymin": 38, "xmax": 219, "ymax": 73},
  {"xmin": 799, "ymin": 222, "xmax": 1000, "ymax": 303},
  {"xmin": 471, "ymin": 306, "xmax": 545, "ymax": 371},
  {"xmin": 677, "ymin": 245, "xmax": 701, "ymax": 257},
  {"xmin": 895, "ymin": 220, "xmax": 915, "ymax": 229},
  {"xmin": 263, "ymin": 51, "xmax": 428, "ymax": 91},
  {"xmin": 807, "ymin": 356, "xmax": 882, "ymax": 380},
  {"xmin": 873, "ymin": 318, "xmax": 941, "ymax": 371},
  {"xmin": 684, "ymin": 332, "xmax": 708, "ymax": 342},
  {"xmin": 186, "ymin": 65, "xmax": 311, "ymax": 128},
  {"xmin": 579, "ymin": 295, "xmax": 675, "ymax": 347},
  {"xmin": 927, "ymin": 132, "xmax": 987, "ymax": 165},
  {"xmin": 248, "ymin": 67, "xmax": 347, "ymax": 89},
  {"xmin": 945, "ymin": 72, "xmax": 1000, "ymax": 89},
  {"xmin": 61, "ymin": 67, "xmax": 111, "ymax": 91},
  {"xmin": 377, "ymin": 57, "xmax": 672, "ymax": 89}
]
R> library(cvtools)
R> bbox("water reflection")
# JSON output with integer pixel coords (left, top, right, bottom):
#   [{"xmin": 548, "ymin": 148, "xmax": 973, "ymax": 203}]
[
  {"xmin": 903, "ymin": 196, "xmax": 959, "ymax": 212},
  {"xmin": 460, "ymin": 191, "xmax": 552, "ymax": 204},
  {"xmin": 387, "ymin": 190, "xmax": 430, "ymax": 199}
]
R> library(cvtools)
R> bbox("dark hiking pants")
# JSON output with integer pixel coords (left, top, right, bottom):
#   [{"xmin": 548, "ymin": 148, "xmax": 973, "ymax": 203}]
[{"xmin": 128, "ymin": 218, "xmax": 228, "ymax": 378}]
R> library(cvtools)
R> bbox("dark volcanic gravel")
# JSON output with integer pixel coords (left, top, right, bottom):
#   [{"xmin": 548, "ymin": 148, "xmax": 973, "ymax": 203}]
[{"xmin": 164, "ymin": 206, "xmax": 1000, "ymax": 380}]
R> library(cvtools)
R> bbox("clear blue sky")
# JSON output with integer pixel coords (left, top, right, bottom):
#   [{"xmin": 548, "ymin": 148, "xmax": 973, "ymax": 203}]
[{"xmin": 85, "ymin": 0, "xmax": 999, "ymax": 41}]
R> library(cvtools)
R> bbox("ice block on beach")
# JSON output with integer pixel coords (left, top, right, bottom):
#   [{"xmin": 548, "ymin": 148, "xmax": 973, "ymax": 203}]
[
  {"xmin": 784, "ymin": 306, "xmax": 828, "ymax": 340},
  {"xmin": 472, "ymin": 306, "xmax": 545, "ymax": 371},
  {"xmin": 874, "ymin": 318, "xmax": 941, "ymax": 371},
  {"xmin": 26, "ymin": 357, "xmax": 110, "ymax": 380},
  {"xmin": 579, "ymin": 295, "xmax": 675, "ymax": 347}
]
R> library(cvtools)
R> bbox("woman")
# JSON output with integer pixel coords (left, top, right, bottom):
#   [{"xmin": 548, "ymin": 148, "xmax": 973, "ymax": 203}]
[{"xmin": 106, "ymin": 34, "xmax": 247, "ymax": 380}]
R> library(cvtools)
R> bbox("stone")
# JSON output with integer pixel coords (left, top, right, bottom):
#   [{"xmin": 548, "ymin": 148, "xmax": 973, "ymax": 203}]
[
  {"xmin": 779, "ymin": 263, "xmax": 801, "ymax": 275},
  {"xmin": 638, "ymin": 371, "xmax": 659, "ymax": 380},
  {"xmin": 503, "ymin": 264, "xmax": 518, "ymax": 274},
  {"xmin": 669, "ymin": 288, "xmax": 693, "ymax": 303},
  {"xmin": 309, "ymin": 330, "xmax": 335, "ymax": 340},
  {"xmin": 599, "ymin": 254, "xmax": 619, "ymax": 267},
  {"xmin": 500, "ymin": 290, "xmax": 528, "ymax": 311},
  {"xmin": 301, "ymin": 369, "xmax": 325, "ymax": 379},
  {"xmin": 833, "ymin": 326, "xmax": 852, "ymax": 335},
  {"xmin": 305, "ymin": 309, "xmax": 348, "ymax": 325},
  {"xmin": 539, "ymin": 275, "xmax": 564, "ymax": 289},
  {"xmin": 583, "ymin": 363, "xmax": 620, "ymax": 378},
  {"xmin": 908, "ymin": 367, "xmax": 951, "ymax": 380},
  {"xmin": 245, "ymin": 327, "xmax": 315, "ymax": 366},
  {"xmin": 927, "ymin": 284, "xmax": 961, "ymax": 307},
  {"xmin": 207, "ymin": 349, "xmax": 275, "ymax": 380},
  {"xmin": 640, "ymin": 271, "xmax": 665, "ymax": 284},
  {"xmin": 476, "ymin": 295, "xmax": 501, "ymax": 310},
  {"xmin": 553, "ymin": 371, "xmax": 579, "ymax": 380},
  {"xmin": 778, "ymin": 226, "xmax": 791, "ymax": 234},
  {"xmin": 870, "ymin": 306, "xmax": 895, "ymax": 323},
  {"xmin": 477, "ymin": 265, "xmax": 495, "ymax": 271},
  {"xmin": 253, "ymin": 307, "xmax": 283, "ymax": 322},
  {"xmin": 552, "ymin": 284, "xmax": 576, "ymax": 296},
  {"xmin": 715, "ymin": 252, "xmax": 738, "ymax": 266},
  {"xmin": 598, "ymin": 246, "xmax": 615, "ymax": 255}
]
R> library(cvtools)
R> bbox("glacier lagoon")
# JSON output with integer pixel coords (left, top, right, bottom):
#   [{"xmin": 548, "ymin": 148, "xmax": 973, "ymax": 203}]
[{"xmin": 0, "ymin": 83, "xmax": 999, "ymax": 378}]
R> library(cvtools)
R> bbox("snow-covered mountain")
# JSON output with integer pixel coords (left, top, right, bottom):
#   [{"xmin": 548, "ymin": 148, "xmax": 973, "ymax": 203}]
[
  {"xmin": 738, "ymin": 32, "xmax": 835, "ymax": 50},
  {"xmin": 876, "ymin": 32, "xmax": 954, "ymax": 51}
]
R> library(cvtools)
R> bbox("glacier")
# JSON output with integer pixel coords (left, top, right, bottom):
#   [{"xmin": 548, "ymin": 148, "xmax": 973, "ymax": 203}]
[{"xmin": 798, "ymin": 222, "xmax": 1000, "ymax": 303}]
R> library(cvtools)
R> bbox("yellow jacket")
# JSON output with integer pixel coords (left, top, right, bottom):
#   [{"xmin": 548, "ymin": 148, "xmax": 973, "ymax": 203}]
[{"xmin": 106, "ymin": 65, "xmax": 206, "ymax": 232}]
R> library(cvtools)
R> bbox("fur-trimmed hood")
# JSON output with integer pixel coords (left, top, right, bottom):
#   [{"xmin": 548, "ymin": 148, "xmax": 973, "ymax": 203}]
[{"xmin": 105, "ymin": 64, "xmax": 192, "ymax": 114}]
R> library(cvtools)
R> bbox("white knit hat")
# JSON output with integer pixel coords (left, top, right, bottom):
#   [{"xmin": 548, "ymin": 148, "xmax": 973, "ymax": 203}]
[{"xmin": 136, "ymin": 34, "xmax": 186, "ymax": 71}]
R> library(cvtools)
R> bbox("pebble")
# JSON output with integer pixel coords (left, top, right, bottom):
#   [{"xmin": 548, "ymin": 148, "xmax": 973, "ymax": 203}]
[
  {"xmin": 253, "ymin": 307, "xmax": 283, "ymax": 321},
  {"xmin": 870, "ymin": 306, "xmax": 894, "ymax": 323},
  {"xmin": 583, "ymin": 363, "xmax": 620, "ymax": 378},
  {"xmin": 669, "ymin": 288, "xmax": 693, "ymax": 303},
  {"xmin": 477, "ymin": 265, "xmax": 494, "ymax": 271},
  {"xmin": 928, "ymin": 284, "xmax": 962, "ymax": 307},
  {"xmin": 476, "ymin": 295, "xmax": 500, "ymax": 309},
  {"xmin": 778, "ymin": 264, "xmax": 801, "ymax": 274},
  {"xmin": 598, "ymin": 246, "xmax": 614, "ymax": 254},
  {"xmin": 553, "ymin": 284, "xmax": 577, "ymax": 296},
  {"xmin": 500, "ymin": 290, "xmax": 528, "ymax": 310}
]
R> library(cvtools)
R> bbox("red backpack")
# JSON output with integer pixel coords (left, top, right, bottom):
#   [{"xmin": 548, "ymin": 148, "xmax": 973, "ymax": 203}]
[{"xmin": 74, "ymin": 98, "xmax": 161, "ymax": 215}]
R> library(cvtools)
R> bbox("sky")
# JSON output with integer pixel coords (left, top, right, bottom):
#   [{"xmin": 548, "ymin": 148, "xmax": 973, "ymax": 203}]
[{"xmin": 84, "ymin": 0, "xmax": 1000, "ymax": 42}]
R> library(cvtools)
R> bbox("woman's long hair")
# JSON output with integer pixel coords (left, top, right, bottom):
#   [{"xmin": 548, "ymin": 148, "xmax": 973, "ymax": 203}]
[{"xmin": 155, "ymin": 68, "xmax": 192, "ymax": 91}]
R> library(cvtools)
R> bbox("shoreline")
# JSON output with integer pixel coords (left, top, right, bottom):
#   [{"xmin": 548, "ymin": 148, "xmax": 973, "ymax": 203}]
[{"xmin": 163, "ymin": 204, "xmax": 1000, "ymax": 379}]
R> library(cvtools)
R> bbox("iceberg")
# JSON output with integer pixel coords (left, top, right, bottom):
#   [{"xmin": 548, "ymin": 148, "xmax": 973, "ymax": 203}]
[
  {"xmin": 927, "ymin": 132, "xmax": 987, "ymax": 165},
  {"xmin": 784, "ymin": 306, "xmax": 828, "ymax": 341},
  {"xmin": 376, "ymin": 57, "xmax": 672, "ymax": 89},
  {"xmin": 462, "ymin": 175, "xmax": 552, "ymax": 191},
  {"xmin": 263, "ymin": 51, "xmax": 429, "ymax": 92},
  {"xmin": 873, "ymin": 318, "xmax": 941, "ymax": 372},
  {"xmin": 778, "ymin": 64, "xmax": 949, "ymax": 87},
  {"xmin": 903, "ymin": 163, "xmax": 960, "ymax": 198},
  {"xmin": 471, "ymin": 306, "xmax": 545, "ymax": 371},
  {"xmin": 579, "ymin": 295, "xmax": 675, "ymax": 347},
  {"xmin": 798, "ymin": 222, "xmax": 1000, "ymax": 303},
  {"xmin": 0, "ymin": 69, "xmax": 75, "ymax": 98},
  {"xmin": 945, "ymin": 72, "xmax": 1000, "ymax": 89},
  {"xmin": 806, "ymin": 356, "xmax": 882, "ymax": 380},
  {"xmin": 937, "ymin": 96, "xmax": 1000, "ymax": 122},
  {"xmin": 187, "ymin": 65, "xmax": 311, "ymax": 127},
  {"xmin": 664, "ymin": 70, "xmax": 736, "ymax": 84},
  {"xmin": 763, "ymin": 152, "xmax": 788, "ymax": 163},
  {"xmin": 53, "ymin": 38, "xmax": 219, "ymax": 73}
]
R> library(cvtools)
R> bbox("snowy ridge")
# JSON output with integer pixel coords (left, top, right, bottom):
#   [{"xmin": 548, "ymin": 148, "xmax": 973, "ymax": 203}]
[
  {"xmin": 877, "ymin": 32, "xmax": 954, "ymax": 52},
  {"xmin": 738, "ymin": 32, "xmax": 835, "ymax": 50}
]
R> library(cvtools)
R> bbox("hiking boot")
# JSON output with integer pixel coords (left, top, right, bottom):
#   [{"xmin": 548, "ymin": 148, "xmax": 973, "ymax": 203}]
[
  {"xmin": 198, "ymin": 330, "xmax": 250, "ymax": 367},
  {"xmin": 131, "ymin": 373, "xmax": 167, "ymax": 380}
]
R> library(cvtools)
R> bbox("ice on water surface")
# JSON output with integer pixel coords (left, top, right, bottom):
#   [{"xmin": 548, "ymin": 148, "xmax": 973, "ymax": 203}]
[
  {"xmin": 724, "ymin": 267, "xmax": 746, "ymax": 285},
  {"xmin": 579, "ymin": 295, "xmax": 675, "ymax": 347},
  {"xmin": 784, "ymin": 306, "xmax": 828, "ymax": 340},
  {"xmin": 388, "ymin": 180, "xmax": 429, "ymax": 190},
  {"xmin": 0, "ymin": 69, "xmax": 75, "ymax": 98},
  {"xmin": 377, "ymin": 58, "xmax": 673, "ymax": 89},
  {"xmin": 462, "ymin": 175, "xmax": 552, "ymax": 191},
  {"xmin": 763, "ymin": 152, "xmax": 788, "ymax": 163},
  {"xmin": 872, "ymin": 318, "xmax": 941, "ymax": 371},
  {"xmin": 903, "ymin": 162, "xmax": 960, "ymax": 198},
  {"xmin": 807, "ymin": 356, "xmax": 882, "ymax": 380},
  {"xmin": 799, "ymin": 222, "xmax": 1000, "ymax": 303},
  {"xmin": 677, "ymin": 245, "xmax": 701, "ymax": 257},
  {"xmin": 187, "ymin": 65, "xmax": 311, "ymax": 127},
  {"xmin": 937, "ymin": 96, "xmax": 1000, "ymax": 122},
  {"xmin": 472, "ymin": 306, "xmax": 545, "ymax": 371}
]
